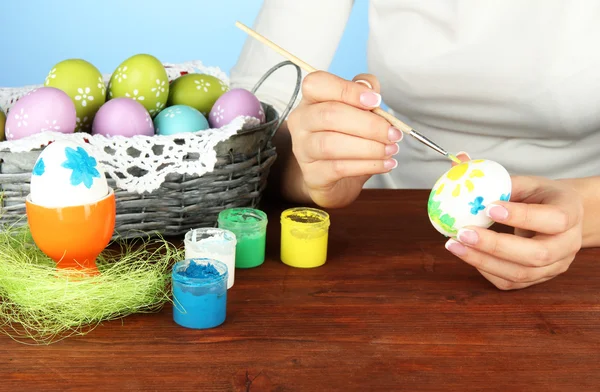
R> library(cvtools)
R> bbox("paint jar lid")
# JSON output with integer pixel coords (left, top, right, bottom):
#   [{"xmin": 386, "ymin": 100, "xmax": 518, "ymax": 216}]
[
  {"xmin": 280, "ymin": 207, "xmax": 330, "ymax": 228},
  {"xmin": 185, "ymin": 227, "xmax": 237, "ymax": 245},
  {"xmin": 217, "ymin": 208, "xmax": 268, "ymax": 231},
  {"xmin": 172, "ymin": 258, "xmax": 228, "ymax": 286}
]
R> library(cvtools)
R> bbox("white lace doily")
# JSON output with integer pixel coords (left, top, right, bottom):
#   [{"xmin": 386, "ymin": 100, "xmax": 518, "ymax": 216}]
[{"xmin": 0, "ymin": 60, "xmax": 262, "ymax": 194}]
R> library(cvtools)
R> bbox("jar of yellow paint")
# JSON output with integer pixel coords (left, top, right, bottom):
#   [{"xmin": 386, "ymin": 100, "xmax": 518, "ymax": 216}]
[{"xmin": 280, "ymin": 207, "xmax": 330, "ymax": 268}]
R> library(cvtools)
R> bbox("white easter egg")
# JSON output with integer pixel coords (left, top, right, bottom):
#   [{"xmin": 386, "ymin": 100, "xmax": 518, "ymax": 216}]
[
  {"xmin": 427, "ymin": 159, "xmax": 512, "ymax": 238},
  {"xmin": 30, "ymin": 140, "xmax": 109, "ymax": 208}
]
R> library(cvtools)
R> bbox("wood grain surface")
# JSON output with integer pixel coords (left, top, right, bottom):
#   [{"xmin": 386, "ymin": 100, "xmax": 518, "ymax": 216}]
[{"xmin": 1, "ymin": 190, "xmax": 599, "ymax": 392}]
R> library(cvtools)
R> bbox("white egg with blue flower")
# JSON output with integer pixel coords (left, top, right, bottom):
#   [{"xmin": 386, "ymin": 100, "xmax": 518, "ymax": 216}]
[
  {"xmin": 427, "ymin": 159, "xmax": 512, "ymax": 238},
  {"xmin": 30, "ymin": 140, "xmax": 109, "ymax": 208},
  {"xmin": 153, "ymin": 104, "xmax": 209, "ymax": 136}
]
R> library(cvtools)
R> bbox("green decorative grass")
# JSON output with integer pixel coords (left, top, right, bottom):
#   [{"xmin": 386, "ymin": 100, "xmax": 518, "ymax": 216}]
[{"xmin": 0, "ymin": 224, "xmax": 184, "ymax": 345}]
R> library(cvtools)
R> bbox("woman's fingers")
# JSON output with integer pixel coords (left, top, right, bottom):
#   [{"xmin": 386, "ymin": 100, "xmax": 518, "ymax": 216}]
[
  {"xmin": 455, "ymin": 226, "xmax": 578, "ymax": 267},
  {"xmin": 485, "ymin": 201, "xmax": 579, "ymax": 235},
  {"xmin": 352, "ymin": 73, "xmax": 381, "ymax": 93},
  {"xmin": 291, "ymin": 101, "xmax": 402, "ymax": 145},
  {"xmin": 303, "ymin": 159, "xmax": 398, "ymax": 186},
  {"xmin": 477, "ymin": 270, "xmax": 555, "ymax": 291},
  {"xmin": 304, "ymin": 131, "xmax": 399, "ymax": 161},
  {"xmin": 445, "ymin": 238, "xmax": 570, "ymax": 284},
  {"xmin": 451, "ymin": 151, "xmax": 471, "ymax": 167},
  {"xmin": 302, "ymin": 70, "xmax": 382, "ymax": 109}
]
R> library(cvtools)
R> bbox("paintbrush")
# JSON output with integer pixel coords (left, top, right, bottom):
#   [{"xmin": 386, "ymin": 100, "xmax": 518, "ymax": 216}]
[{"xmin": 235, "ymin": 21, "xmax": 461, "ymax": 164}]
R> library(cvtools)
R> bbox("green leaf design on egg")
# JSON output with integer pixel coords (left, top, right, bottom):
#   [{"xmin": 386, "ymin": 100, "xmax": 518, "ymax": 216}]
[
  {"xmin": 427, "ymin": 188, "xmax": 458, "ymax": 236},
  {"xmin": 44, "ymin": 59, "xmax": 106, "ymax": 133},
  {"xmin": 0, "ymin": 106, "xmax": 5, "ymax": 141},
  {"xmin": 107, "ymin": 54, "xmax": 169, "ymax": 117},
  {"xmin": 167, "ymin": 73, "xmax": 229, "ymax": 117}
]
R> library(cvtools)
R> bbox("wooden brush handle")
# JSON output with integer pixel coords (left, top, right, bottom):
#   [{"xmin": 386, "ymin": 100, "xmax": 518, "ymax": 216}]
[{"xmin": 235, "ymin": 21, "xmax": 414, "ymax": 134}]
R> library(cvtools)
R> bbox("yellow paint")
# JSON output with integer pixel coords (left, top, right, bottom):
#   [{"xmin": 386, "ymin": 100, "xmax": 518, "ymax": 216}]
[
  {"xmin": 448, "ymin": 154, "xmax": 462, "ymax": 164},
  {"xmin": 452, "ymin": 184, "xmax": 461, "ymax": 197},
  {"xmin": 470, "ymin": 169, "xmax": 484, "ymax": 178},
  {"xmin": 472, "ymin": 159, "xmax": 485, "ymax": 163},
  {"xmin": 465, "ymin": 179, "xmax": 474, "ymax": 192},
  {"xmin": 446, "ymin": 163, "xmax": 468, "ymax": 180},
  {"xmin": 436, "ymin": 183, "xmax": 445, "ymax": 195},
  {"xmin": 280, "ymin": 207, "xmax": 330, "ymax": 268}
]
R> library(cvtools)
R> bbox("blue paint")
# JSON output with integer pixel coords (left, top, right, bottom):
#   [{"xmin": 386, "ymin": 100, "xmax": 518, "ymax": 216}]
[
  {"xmin": 32, "ymin": 158, "xmax": 45, "ymax": 176},
  {"xmin": 469, "ymin": 196, "xmax": 486, "ymax": 215},
  {"xmin": 172, "ymin": 258, "xmax": 227, "ymax": 329},
  {"xmin": 61, "ymin": 146, "xmax": 100, "ymax": 188},
  {"xmin": 500, "ymin": 193, "xmax": 511, "ymax": 201}
]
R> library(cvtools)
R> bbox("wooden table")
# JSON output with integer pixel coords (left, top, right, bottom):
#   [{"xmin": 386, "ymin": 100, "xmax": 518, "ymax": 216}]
[{"xmin": 2, "ymin": 189, "xmax": 599, "ymax": 391}]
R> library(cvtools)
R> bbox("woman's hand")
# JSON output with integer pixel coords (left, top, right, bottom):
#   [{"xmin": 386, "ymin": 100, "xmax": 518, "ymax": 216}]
[
  {"xmin": 445, "ymin": 153, "xmax": 584, "ymax": 290},
  {"xmin": 286, "ymin": 71, "xmax": 403, "ymax": 208}
]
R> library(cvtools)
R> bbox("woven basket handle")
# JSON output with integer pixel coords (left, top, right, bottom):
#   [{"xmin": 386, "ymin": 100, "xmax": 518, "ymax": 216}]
[{"xmin": 251, "ymin": 60, "xmax": 302, "ymax": 145}]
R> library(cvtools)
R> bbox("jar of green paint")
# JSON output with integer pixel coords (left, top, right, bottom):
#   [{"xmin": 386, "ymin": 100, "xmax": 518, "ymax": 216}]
[{"xmin": 218, "ymin": 208, "xmax": 268, "ymax": 268}]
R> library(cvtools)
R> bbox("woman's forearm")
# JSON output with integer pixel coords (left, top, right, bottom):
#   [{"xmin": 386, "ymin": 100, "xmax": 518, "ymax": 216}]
[{"xmin": 560, "ymin": 176, "xmax": 600, "ymax": 248}]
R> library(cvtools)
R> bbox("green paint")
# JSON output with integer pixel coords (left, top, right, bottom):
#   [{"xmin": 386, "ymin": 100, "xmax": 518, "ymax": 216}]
[
  {"xmin": 218, "ymin": 208, "xmax": 268, "ymax": 269},
  {"xmin": 427, "ymin": 189, "xmax": 458, "ymax": 236}
]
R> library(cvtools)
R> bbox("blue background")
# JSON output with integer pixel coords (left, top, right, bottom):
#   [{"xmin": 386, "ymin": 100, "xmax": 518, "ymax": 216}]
[{"xmin": 0, "ymin": 0, "xmax": 368, "ymax": 87}]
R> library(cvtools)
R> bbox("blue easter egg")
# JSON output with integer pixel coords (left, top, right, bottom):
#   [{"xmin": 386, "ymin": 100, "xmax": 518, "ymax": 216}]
[{"xmin": 154, "ymin": 104, "xmax": 209, "ymax": 136}]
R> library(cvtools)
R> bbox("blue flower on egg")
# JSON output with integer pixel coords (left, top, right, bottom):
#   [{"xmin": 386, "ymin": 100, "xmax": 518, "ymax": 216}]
[
  {"xmin": 468, "ymin": 196, "xmax": 486, "ymax": 215},
  {"xmin": 32, "ymin": 158, "xmax": 45, "ymax": 176},
  {"xmin": 61, "ymin": 146, "xmax": 100, "ymax": 189},
  {"xmin": 500, "ymin": 193, "xmax": 511, "ymax": 201}
]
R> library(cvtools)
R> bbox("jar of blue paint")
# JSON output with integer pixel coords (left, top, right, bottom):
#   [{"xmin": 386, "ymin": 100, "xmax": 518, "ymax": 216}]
[{"xmin": 171, "ymin": 258, "xmax": 228, "ymax": 329}]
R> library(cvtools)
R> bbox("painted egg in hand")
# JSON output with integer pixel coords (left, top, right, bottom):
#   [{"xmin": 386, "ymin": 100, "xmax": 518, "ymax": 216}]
[
  {"xmin": 0, "ymin": 106, "xmax": 5, "ymax": 140},
  {"xmin": 208, "ymin": 88, "xmax": 265, "ymax": 128},
  {"xmin": 5, "ymin": 87, "xmax": 77, "ymax": 141},
  {"xmin": 108, "ymin": 54, "xmax": 169, "ymax": 117},
  {"xmin": 30, "ymin": 140, "xmax": 109, "ymax": 208},
  {"xmin": 92, "ymin": 98, "xmax": 154, "ymax": 137},
  {"xmin": 44, "ymin": 59, "xmax": 106, "ymax": 133},
  {"xmin": 167, "ymin": 73, "xmax": 228, "ymax": 116},
  {"xmin": 427, "ymin": 159, "xmax": 512, "ymax": 238},
  {"xmin": 154, "ymin": 104, "xmax": 209, "ymax": 136}
]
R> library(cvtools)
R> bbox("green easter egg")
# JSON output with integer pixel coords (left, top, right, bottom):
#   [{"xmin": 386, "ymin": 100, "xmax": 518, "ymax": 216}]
[
  {"xmin": 0, "ymin": 106, "xmax": 5, "ymax": 141},
  {"xmin": 44, "ymin": 59, "xmax": 106, "ymax": 133},
  {"xmin": 108, "ymin": 54, "xmax": 169, "ymax": 117},
  {"xmin": 167, "ymin": 73, "xmax": 229, "ymax": 116}
]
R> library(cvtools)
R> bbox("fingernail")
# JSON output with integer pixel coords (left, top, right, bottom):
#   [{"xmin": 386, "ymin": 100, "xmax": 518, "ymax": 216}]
[
  {"xmin": 360, "ymin": 91, "xmax": 381, "ymax": 108},
  {"xmin": 355, "ymin": 79, "xmax": 373, "ymax": 89},
  {"xmin": 457, "ymin": 228, "xmax": 478, "ymax": 245},
  {"xmin": 456, "ymin": 151, "xmax": 471, "ymax": 160},
  {"xmin": 384, "ymin": 143, "xmax": 399, "ymax": 156},
  {"xmin": 486, "ymin": 204, "xmax": 509, "ymax": 221},
  {"xmin": 384, "ymin": 158, "xmax": 397, "ymax": 170},
  {"xmin": 388, "ymin": 126, "xmax": 403, "ymax": 142},
  {"xmin": 445, "ymin": 239, "xmax": 467, "ymax": 256}
]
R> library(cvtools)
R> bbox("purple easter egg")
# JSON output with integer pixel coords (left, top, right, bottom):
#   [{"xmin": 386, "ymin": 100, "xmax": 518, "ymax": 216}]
[
  {"xmin": 92, "ymin": 97, "xmax": 154, "ymax": 137},
  {"xmin": 5, "ymin": 87, "xmax": 76, "ymax": 140},
  {"xmin": 208, "ymin": 88, "xmax": 265, "ymax": 128}
]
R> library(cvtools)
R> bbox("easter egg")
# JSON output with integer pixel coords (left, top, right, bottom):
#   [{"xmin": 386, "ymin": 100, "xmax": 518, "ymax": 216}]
[
  {"xmin": 0, "ymin": 106, "xmax": 6, "ymax": 141},
  {"xmin": 92, "ymin": 98, "xmax": 154, "ymax": 137},
  {"xmin": 154, "ymin": 105, "xmax": 209, "ymax": 136},
  {"xmin": 30, "ymin": 140, "xmax": 109, "ymax": 208},
  {"xmin": 5, "ymin": 87, "xmax": 76, "ymax": 141},
  {"xmin": 208, "ymin": 88, "xmax": 265, "ymax": 128},
  {"xmin": 108, "ymin": 54, "xmax": 169, "ymax": 117},
  {"xmin": 167, "ymin": 73, "xmax": 228, "ymax": 116},
  {"xmin": 427, "ymin": 159, "xmax": 512, "ymax": 238},
  {"xmin": 44, "ymin": 59, "xmax": 106, "ymax": 133}
]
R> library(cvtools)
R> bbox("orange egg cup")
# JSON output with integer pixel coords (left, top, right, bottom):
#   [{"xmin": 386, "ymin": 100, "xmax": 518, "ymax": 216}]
[{"xmin": 25, "ymin": 188, "xmax": 116, "ymax": 276}]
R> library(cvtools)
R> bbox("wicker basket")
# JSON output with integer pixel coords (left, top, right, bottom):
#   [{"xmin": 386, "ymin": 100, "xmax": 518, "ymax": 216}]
[{"xmin": 0, "ymin": 60, "xmax": 301, "ymax": 239}]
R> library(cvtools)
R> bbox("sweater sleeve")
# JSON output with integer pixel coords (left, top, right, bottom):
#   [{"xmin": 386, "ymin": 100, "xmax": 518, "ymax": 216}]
[{"xmin": 229, "ymin": 0, "xmax": 355, "ymax": 115}]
